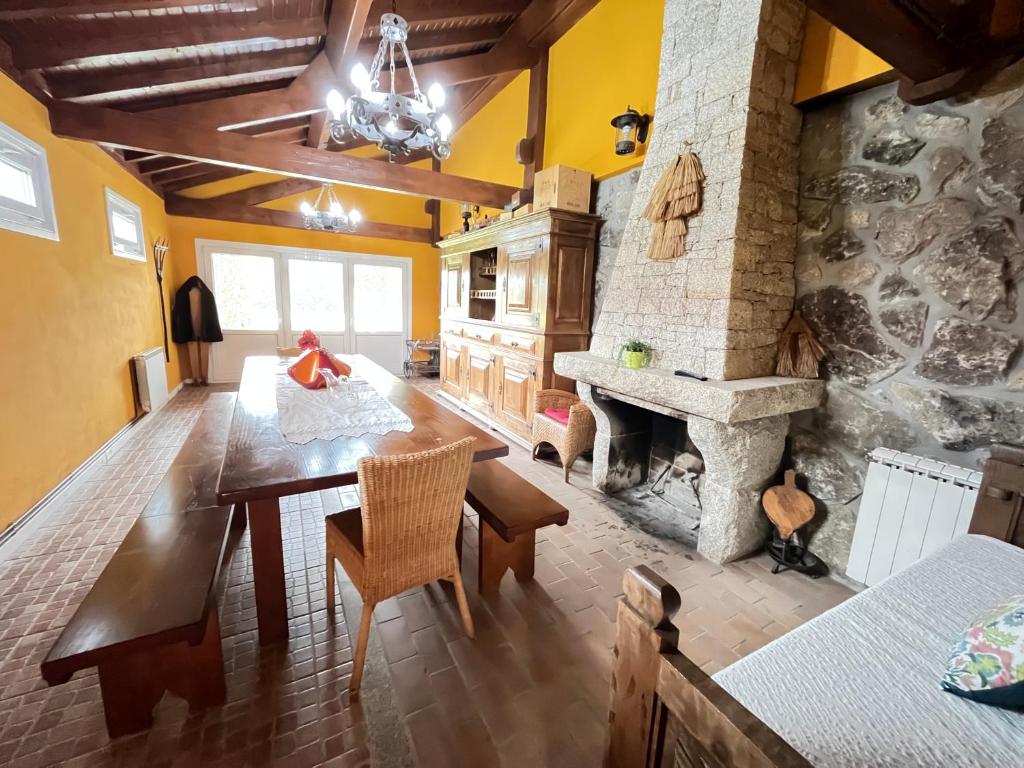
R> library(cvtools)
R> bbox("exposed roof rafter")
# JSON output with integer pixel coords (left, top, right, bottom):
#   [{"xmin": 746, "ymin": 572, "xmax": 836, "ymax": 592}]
[{"xmin": 48, "ymin": 101, "xmax": 520, "ymax": 207}]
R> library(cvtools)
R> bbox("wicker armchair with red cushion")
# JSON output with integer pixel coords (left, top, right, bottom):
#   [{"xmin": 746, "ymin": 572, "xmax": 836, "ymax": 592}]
[{"xmin": 531, "ymin": 389, "xmax": 596, "ymax": 483}]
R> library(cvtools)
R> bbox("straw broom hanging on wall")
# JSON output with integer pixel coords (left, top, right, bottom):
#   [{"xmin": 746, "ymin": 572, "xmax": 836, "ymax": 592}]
[{"xmin": 643, "ymin": 141, "xmax": 705, "ymax": 261}]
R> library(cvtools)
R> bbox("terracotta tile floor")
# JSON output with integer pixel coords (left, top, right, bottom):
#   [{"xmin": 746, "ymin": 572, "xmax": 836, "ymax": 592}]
[{"xmin": 0, "ymin": 381, "xmax": 854, "ymax": 768}]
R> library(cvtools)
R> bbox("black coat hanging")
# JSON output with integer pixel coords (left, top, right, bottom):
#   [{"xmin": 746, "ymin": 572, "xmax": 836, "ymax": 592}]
[{"xmin": 171, "ymin": 276, "xmax": 224, "ymax": 343}]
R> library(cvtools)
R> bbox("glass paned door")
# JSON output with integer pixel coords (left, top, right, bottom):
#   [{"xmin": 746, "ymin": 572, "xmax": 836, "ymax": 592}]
[
  {"xmin": 207, "ymin": 250, "xmax": 282, "ymax": 382},
  {"xmin": 351, "ymin": 261, "xmax": 408, "ymax": 375},
  {"xmin": 286, "ymin": 257, "xmax": 348, "ymax": 355},
  {"xmin": 200, "ymin": 240, "xmax": 410, "ymax": 381}
]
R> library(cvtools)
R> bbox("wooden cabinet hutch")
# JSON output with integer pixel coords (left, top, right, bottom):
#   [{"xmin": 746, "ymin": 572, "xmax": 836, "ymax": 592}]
[{"xmin": 437, "ymin": 207, "xmax": 599, "ymax": 442}]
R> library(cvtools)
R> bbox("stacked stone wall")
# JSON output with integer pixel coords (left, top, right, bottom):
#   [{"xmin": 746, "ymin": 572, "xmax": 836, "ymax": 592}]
[{"xmin": 794, "ymin": 81, "xmax": 1024, "ymax": 570}]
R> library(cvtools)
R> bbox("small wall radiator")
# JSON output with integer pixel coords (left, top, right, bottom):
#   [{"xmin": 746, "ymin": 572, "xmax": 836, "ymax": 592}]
[
  {"xmin": 132, "ymin": 347, "xmax": 170, "ymax": 414},
  {"xmin": 846, "ymin": 448, "xmax": 983, "ymax": 586}
]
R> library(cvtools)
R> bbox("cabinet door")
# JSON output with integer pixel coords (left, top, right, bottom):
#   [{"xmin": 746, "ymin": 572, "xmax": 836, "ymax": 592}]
[
  {"xmin": 548, "ymin": 235, "xmax": 593, "ymax": 334},
  {"xmin": 441, "ymin": 254, "xmax": 467, "ymax": 317},
  {"xmin": 465, "ymin": 345, "xmax": 496, "ymax": 412},
  {"xmin": 498, "ymin": 239, "xmax": 543, "ymax": 328},
  {"xmin": 495, "ymin": 355, "xmax": 536, "ymax": 436},
  {"xmin": 440, "ymin": 340, "xmax": 465, "ymax": 397}
]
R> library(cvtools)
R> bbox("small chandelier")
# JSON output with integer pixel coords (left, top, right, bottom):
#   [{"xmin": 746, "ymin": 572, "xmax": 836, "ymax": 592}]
[
  {"xmin": 299, "ymin": 184, "xmax": 362, "ymax": 232},
  {"xmin": 325, "ymin": 11, "xmax": 453, "ymax": 161}
]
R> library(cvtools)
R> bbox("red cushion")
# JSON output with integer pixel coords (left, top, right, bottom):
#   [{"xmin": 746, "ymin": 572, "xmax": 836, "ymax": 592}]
[{"xmin": 544, "ymin": 407, "xmax": 570, "ymax": 425}]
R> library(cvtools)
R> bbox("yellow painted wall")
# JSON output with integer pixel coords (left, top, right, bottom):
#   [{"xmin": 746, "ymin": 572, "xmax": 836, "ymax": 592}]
[
  {"xmin": 166, "ymin": 217, "xmax": 439, "ymax": 342},
  {"xmin": 0, "ymin": 72, "xmax": 181, "ymax": 532},
  {"xmin": 435, "ymin": 0, "xmax": 663, "ymax": 235},
  {"xmin": 439, "ymin": 71, "xmax": 530, "ymax": 235},
  {"xmin": 545, "ymin": 0, "xmax": 662, "ymax": 180},
  {"xmin": 794, "ymin": 11, "xmax": 892, "ymax": 103}
]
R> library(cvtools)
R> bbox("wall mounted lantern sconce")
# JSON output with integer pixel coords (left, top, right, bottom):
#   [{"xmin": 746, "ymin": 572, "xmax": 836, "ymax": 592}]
[{"xmin": 610, "ymin": 106, "xmax": 651, "ymax": 156}]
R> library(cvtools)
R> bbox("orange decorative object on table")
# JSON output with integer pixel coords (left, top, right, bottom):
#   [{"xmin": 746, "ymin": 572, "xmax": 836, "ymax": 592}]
[{"xmin": 287, "ymin": 349, "xmax": 352, "ymax": 390}]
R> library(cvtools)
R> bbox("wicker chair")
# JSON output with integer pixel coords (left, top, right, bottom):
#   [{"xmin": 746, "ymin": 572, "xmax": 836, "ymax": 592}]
[
  {"xmin": 325, "ymin": 437, "xmax": 476, "ymax": 693},
  {"xmin": 531, "ymin": 389, "xmax": 596, "ymax": 483}
]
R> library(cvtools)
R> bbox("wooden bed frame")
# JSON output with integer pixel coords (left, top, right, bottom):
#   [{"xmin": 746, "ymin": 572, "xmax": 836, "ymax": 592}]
[{"xmin": 605, "ymin": 444, "xmax": 1024, "ymax": 768}]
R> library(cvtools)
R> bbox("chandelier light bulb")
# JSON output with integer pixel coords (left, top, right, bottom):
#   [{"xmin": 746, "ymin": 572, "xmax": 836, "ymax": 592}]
[
  {"xmin": 350, "ymin": 62, "xmax": 371, "ymax": 94},
  {"xmin": 325, "ymin": 89, "xmax": 345, "ymax": 120},
  {"xmin": 427, "ymin": 82, "xmax": 446, "ymax": 109},
  {"xmin": 329, "ymin": 201, "xmax": 344, "ymax": 217},
  {"xmin": 384, "ymin": 119, "xmax": 398, "ymax": 136},
  {"xmin": 300, "ymin": 200, "xmax": 315, "ymax": 216},
  {"xmin": 436, "ymin": 114, "xmax": 453, "ymax": 141},
  {"xmin": 349, "ymin": 209, "xmax": 363, "ymax": 225}
]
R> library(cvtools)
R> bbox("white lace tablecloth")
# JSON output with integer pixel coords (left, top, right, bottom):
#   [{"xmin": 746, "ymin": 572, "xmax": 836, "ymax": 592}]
[{"xmin": 276, "ymin": 372, "xmax": 414, "ymax": 444}]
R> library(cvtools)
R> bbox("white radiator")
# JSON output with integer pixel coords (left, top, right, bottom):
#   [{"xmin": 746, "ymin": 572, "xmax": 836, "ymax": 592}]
[
  {"xmin": 846, "ymin": 448, "xmax": 983, "ymax": 586},
  {"xmin": 132, "ymin": 347, "xmax": 169, "ymax": 413}
]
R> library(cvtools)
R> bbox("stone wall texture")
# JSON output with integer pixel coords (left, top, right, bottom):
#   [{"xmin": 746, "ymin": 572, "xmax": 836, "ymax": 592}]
[
  {"xmin": 589, "ymin": 0, "xmax": 806, "ymax": 380},
  {"xmin": 795, "ymin": 81, "xmax": 1024, "ymax": 572}
]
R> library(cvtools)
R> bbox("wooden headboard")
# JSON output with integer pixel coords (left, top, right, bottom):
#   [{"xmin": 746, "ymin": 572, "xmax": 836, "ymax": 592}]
[
  {"xmin": 968, "ymin": 444, "xmax": 1024, "ymax": 549},
  {"xmin": 606, "ymin": 566, "xmax": 811, "ymax": 768}
]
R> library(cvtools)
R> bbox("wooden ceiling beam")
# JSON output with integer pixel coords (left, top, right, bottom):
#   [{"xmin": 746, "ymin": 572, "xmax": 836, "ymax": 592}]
[
  {"xmin": 171, "ymin": 145, "xmax": 429, "ymax": 202},
  {"xmin": 205, "ymin": 178, "xmax": 325, "ymax": 208},
  {"xmin": 233, "ymin": 115, "xmax": 314, "ymax": 137},
  {"xmin": 306, "ymin": 112, "xmax": 332, "ymax": 149},
  {"xmin": 804, "ymin": 1, "xmax": 961, "ymax": 83},
  {"xmin": 0, "ymin": 1, "xmax": 259, "ymax": 21},
  {"xmin": 101, "ymin": 146, "xmax": 163, "ymax": 197},
  {"xmin": 521, "ymin": 49, "xmax": 548, "ymax": 191},
  {"xmin": 387, "ymin": 48, "xmax": 535, "ymax": 96},
  {"xmin": 491, "ymin": 0, "xmax": 601, "ymax": 52},
  {"xmin": 366, "ymin": 0, "xmax": 529, "ymax": 26},
  {"xmin": 164, "ymin": 195, "xmax": 433, "ymax": 243},
  {"xmin": 142, "ymin": 55, "xmax": 333, "ymax": 130},
  {"xmin": 355, "ymin": 22, "xmax": 508, "ymax": 59},
  {"xmin": 308, "ymin": 0, "xmax": 374, "ymax": 148},
  {"xmin": 144, "ymin": 44, "xmax": 534, "ymax": 130},
  {"xmin": 49, "ymin": 49, "xmax": 316, "ymax": 100},
  {"xmin": 13, "ymin": 17, "xmax": 324, "ymax": 70},
  {"xmin": 160, "ymin": 166, "xmax": 250, "ymax": 194},
  {"xmin": 324, "ymin": 0, "xmax": 374, "ymax": 77},
  {"xmin": 49, "ymin": 101, "xmax": 520, "ymax": 206},
  {"xmin": 149, "ymin": 162, "xmax": 215, "ymax": 186},
  {"xmin": 138, "ymin": 155, "xmax": 198, "ymax": 175}
]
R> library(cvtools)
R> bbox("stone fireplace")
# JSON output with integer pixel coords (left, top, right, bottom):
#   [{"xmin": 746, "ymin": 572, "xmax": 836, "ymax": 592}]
[{"xmin": 553, "ymin": 0, "xmax": 822, "ymax": 564}]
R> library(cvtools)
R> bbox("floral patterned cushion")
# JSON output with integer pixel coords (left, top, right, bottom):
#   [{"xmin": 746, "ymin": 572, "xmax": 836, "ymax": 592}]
[{"xmin": 942, "ymin": 596, "xmax": 1024, "ymax": 708}]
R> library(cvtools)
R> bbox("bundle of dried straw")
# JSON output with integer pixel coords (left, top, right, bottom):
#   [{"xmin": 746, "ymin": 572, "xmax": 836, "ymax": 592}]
[
  {"xmin": 643, "ymin": 143, "xmax": 705, "ymax": 261},
  {"xmin": 775, "ymin": 311, "xmax": 825, "ymax": 379}
]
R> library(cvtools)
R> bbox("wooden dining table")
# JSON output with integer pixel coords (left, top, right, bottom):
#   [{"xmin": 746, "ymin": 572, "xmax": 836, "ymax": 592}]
[{"xmin": 216, "ymin": 354, "xmax": 509, "ymax": 645}]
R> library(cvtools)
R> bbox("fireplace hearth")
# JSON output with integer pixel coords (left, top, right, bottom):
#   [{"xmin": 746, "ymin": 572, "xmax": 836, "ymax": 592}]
[
  {"xmin": 599, "ymin": 404, "xmax": 704, "ymax": 548},
  {"xmin": 555, "ymin": 354, "xmax": 822, "ymax": 563}
]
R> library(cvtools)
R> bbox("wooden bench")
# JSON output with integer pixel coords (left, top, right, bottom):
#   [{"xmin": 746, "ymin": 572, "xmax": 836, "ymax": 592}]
[
  {"xmin": 464, "ymin": 460, "xmax": 569, "ymax": 594},
  {"xmin": 40, "ymin": 393, "xmax": 240, "ymax": 738}
]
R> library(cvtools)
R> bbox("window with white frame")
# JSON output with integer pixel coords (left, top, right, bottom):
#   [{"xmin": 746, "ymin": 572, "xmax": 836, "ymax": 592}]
[
  {"xmin": 0, "ymin": 121, "xmax": 59, "ymax": 241},
  {"xmin": 105, "ymin": 187, "xmax": 145, "ymax": 261}
]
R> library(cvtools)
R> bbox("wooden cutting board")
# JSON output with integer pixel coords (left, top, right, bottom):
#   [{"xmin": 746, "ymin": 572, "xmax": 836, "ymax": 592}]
[{"xmin": 762, "ymin": 469, "xmax": 815, "ymax": 539}]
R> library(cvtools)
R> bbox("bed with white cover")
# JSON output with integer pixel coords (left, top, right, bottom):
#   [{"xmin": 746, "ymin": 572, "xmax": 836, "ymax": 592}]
[{"xmin": 713, "ymin": 534, "xmax": 1024, "ymax": 767}]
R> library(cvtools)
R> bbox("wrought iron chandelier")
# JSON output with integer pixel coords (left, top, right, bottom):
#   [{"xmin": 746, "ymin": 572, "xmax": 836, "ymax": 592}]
[
  {"xmin": 299, "ymin": 184, "xmax": 362, "ymax": 232},
  {"xmin": 325, "ymin": 10, "xmax": 453, "ymax": 161}
]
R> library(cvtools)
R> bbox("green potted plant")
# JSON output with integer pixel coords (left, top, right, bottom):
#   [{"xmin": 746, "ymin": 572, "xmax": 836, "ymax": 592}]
[{"xmin": 618, "ymin": 339, "xmax": 653, "ymax": 369}]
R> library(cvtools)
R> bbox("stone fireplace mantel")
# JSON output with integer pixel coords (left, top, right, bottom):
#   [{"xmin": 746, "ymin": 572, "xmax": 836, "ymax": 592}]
[
  {"xmin": 554, "ymin": 352, "xmax": 823, "ymax": 425},
  {"xmin": 555, "ymin": 351, "xmax": 824, "ymax": 564}
]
